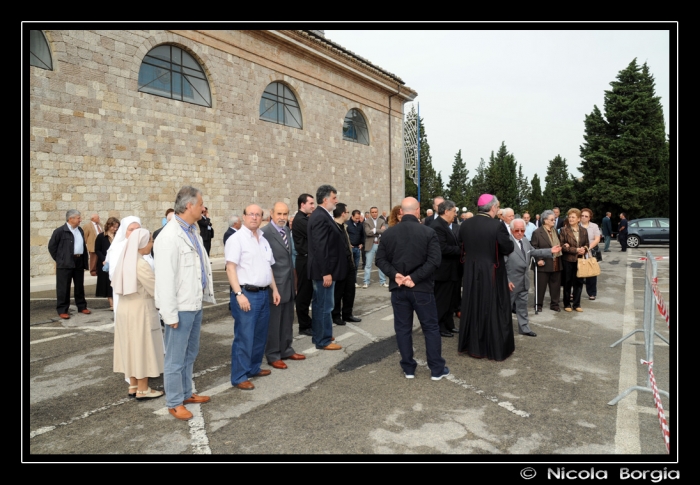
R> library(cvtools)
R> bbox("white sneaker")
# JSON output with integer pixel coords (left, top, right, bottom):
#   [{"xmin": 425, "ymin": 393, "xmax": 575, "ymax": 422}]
[
  {"xmin": 355, "ymin": 283, "xmax": 359, "ymax": 288},
  {"xmin": 380, "ymin": 283, "xmax": 389, "ymax": 287},
  {"xmin": 362, "ymin": 284, "xmax": 368, "ymax": 289}
]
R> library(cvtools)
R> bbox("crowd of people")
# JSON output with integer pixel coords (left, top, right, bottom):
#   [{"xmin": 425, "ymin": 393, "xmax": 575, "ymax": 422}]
[{"xmin": 46, "ymin": 184, "xmax": 627, "ymax": 421}]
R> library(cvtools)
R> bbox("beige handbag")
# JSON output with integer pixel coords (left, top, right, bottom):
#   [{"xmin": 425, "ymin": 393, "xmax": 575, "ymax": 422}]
[{"xmin": 577, "ymin": 250, "xmax": 601, "ymax": 278}]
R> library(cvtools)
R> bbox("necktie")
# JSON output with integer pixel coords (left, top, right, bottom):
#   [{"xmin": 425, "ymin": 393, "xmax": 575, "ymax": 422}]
[
  {"xmin": 519, "ymin": 239, "xmax": 526, "ymax": 259},
  {"xmin": 280, "ymin": 229, "xmax": 288, "ymax": 249},
  {"xmin": 97, "ymin": 224, "xmax": 102, "ymax": 234}
]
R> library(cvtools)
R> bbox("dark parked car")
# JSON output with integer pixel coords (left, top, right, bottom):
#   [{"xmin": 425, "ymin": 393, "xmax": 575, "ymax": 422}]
[{"xmin": 626, "ymin": 218, "xmax": 670, "ymax": 248}]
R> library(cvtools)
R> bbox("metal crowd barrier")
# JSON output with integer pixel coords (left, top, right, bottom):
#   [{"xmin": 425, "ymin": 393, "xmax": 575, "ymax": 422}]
[{"xmin": 608, "ymin": 250, "xmax": 669, "ymax": 405}]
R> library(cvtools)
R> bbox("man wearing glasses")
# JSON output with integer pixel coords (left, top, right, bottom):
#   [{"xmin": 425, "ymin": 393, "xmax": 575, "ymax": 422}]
[
  {"xmin": 225, "ymin": 204, "xmax": 281, "ymax": 390},
  {"xmin": 505, "ymin": 219, "xmax": 560, "ymax": 337}
]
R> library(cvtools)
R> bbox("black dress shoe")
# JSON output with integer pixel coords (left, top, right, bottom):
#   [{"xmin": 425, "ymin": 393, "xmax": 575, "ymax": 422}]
[
  {"xmin": 522, "ymin": 331, "xmax": 537, "ymax": 337},
  {"xmin": 551, "ymin": 307, "xmax": 561, "ymax": 312},
  {"xmin": 333, "ymin": 318, "xmax": 346, "ymax": 326},
  {"xmin": 449, "ymin": 327, "xmax": 459, "ymax": 333},
  {"xmin": 343, "ymin": 316, "xmax": 362, "ymax": 322},
  {"xmin": 440, "ymin": 331, "xmax": 454, "ymax": 338},
  {"xmin": 299, "ymin": 328, "xmax": 313, "ymax": 336}
]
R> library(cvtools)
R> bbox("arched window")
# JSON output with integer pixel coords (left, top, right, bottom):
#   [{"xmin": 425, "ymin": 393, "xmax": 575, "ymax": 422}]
[
  {"xmin": 343, "ymin": 109, "xmax": 369, "ymax": 145},
  {"xmin": 138, "ymin": 45, "xmax": 212, "ymax": 107},
  {"xmin": 30, "ymin": 30, "xmax": 52, "ymax": 70},
  {"xmin": 259, "ymin": 82, "xmax": 302, "ymax": 129}
]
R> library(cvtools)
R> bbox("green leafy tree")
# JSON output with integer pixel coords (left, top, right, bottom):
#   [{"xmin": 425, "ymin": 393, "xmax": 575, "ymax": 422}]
[
  {"xmin": 486, "ymin": 142, "xmax": 518, "ymax": 208},
  {"xmin": 528, "ymin": 173, "xmax": 544, "ymax": 219},
  {"xmin": 465, "ymin": 158, "xmax": 488, "ymax": 210},
  {"xmin": 579, "ymin": 59, "xmax": 669, "ymax": 219},
  {"xmin": 446, "ymin": 149, "xmax": 469, "ymax": 210},
  {"xmin": 404, "ymin": 106, "xmax": 442, "ymax": 213},
  {"xmin": 542, "ymin": 154, "xmax": 571, "ymax": 210}
]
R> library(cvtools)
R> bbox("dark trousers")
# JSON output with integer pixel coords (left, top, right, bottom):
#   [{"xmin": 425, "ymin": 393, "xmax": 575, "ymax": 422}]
[
  {"xmin": 391, "ymin": 288, "xmax": 446, "ymax": 377},
  {"xmin": 585, "ymin": 276, "xmax": 598, "ymax": 297},
  {"xmin": 352, "ymin": 247, "xmax": 361, "ymax": 283},
  {"xmin": 56, "ymin": 257, "xmax": 87, "ymax": 314},
  {"xmin": 294, "ymin": 257, "xmax": 313, "ymax": 331},
  {"xmin": 562, "ymin": 260, "xmax": 584, "ymax": 309},
  {"xmin": 333, "ymin": 274, "xmax": 356, "ymax": 320},
  {"xmin": 619, "ymin": 233, "xmax": 628, "ymax": 251},
  {"xmin": 203, "ymin": 239, "xmax": 211, "ymax": 256},
  {"xmin": 434, "ymin": 280, "xmax": 455, "ymax": 333},
  {"xmin": 535, "ymin": 270, "xmax": 561, "ymax": 310}
]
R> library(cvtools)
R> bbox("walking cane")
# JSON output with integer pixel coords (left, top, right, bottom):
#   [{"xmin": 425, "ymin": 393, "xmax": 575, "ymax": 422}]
[{"xmin": 532, "ymin": 256, "xmax": 538, "ymax": 315}]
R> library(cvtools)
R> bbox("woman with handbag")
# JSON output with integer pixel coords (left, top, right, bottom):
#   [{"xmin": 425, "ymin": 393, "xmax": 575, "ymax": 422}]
[
  {"xmin": 530, "ymin": 210, "xmax": 564, "ymax": 312},
  {"xmin": 559, "ymin": 208, "xmax": 589, "ymax": 312},
  {"xmin": 580, "ymin": 208, "xmax": 601, "ymax": 301}
]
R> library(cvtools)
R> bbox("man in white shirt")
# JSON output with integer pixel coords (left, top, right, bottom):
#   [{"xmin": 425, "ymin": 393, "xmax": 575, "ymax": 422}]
[
  {"xmin": 48, "ymin": 209, "xmax": 91, "ymax": 319},
  {"xmin": 522, "ymin": 212, "xmax": 537, "ymax": 240},
  {"xmin": 225, "ymin": 204, "xmax": 281, "ymax": 390}
]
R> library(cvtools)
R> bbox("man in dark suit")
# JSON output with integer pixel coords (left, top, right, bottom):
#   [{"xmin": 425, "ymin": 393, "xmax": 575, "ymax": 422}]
[
  {"xmin": 618, "ymin": 212, "xmax": 629, "ymax": 252},
  {"xmin": 432, "ymin": 200, "xmax": 461, "ymax": 338},
  {"xmin": 197, "ymin": 206, "xmax": 213, "ymax": 256},
  {"xmin": 602, "ymin": 212, "xmax": 613, "ymax": 252},
  {"xmin": 332, "ymin": 203, "xmax": 361, "ymax": 325},
  {"xmin": 48, "ymin": 209, "xmax": 91, "ymax": 319},
  {"xmin": 223, "ymin": 214, "xmax": 241, "ymax": 247},
  {"xmin": 553, "ymin": 207, "xmax": 566, "ymax": 232},
  {"xmin": 292, "ymin": 193, "xmax": 315, "ymax": 336},
  {"xmin": 262, "ymin": 202, "xmax": 306, "ymax": 369},
  {"xmin": 376, "ymin": 197, "xmax": 449, "ymax": 381},
  {"xmin": 505, "ymin": 219, "xmax": 560, "ymax": 337},
  {"xmin": 423, "ymin": 196, "xmax": 444, "ymax": 228},
  {"xmin": 307, "ymin": 185, "xmax": 347, "ymax": 350}
]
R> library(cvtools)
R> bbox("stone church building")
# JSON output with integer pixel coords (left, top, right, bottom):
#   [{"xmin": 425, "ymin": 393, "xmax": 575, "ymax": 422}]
[{"xmin": 28, "ymin": 29, "xmax": 417, "ymax": 277}]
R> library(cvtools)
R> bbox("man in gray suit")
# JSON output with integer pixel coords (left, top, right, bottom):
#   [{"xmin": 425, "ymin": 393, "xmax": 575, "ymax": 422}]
[
  {"xmin": 262, "ymin": 202, "xmax": 306, "ymax": 368},
  {"xmin": 506, "ymin": 219, "xmax": 561, "ymax": 337}
]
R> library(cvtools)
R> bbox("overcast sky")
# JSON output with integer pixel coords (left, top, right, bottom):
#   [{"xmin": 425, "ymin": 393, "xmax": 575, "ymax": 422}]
[{"xmin": 325, "ymin": 29, "xmax": 672, "ymax": 189}]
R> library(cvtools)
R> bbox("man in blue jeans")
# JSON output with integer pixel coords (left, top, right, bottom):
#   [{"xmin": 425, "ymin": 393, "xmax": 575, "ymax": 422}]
[
  {"xmin": 307, "ymin": 185, "xmax": 347, "ymax": 350},
  {"xmin": 376, "ymin": 197, "xmax": 449, "ymax": 381},
  {"xmin": 154, "ymin": 186, "xmax": 217, "ymax": 421},
  {"xmin": 225, "ymin": 204, "xmax": 281, "ymax": 390}
]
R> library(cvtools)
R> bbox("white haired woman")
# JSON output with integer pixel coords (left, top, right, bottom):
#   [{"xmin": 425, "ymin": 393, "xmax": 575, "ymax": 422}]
[{"xmin": 112, "ymin": 228, "xmax": 164, "ymax": 400}]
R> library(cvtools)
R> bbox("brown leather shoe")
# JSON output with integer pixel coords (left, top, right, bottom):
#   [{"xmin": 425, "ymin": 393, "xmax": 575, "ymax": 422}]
[
  {"xmin": 251, "ymin": 369, "xmax": 271, "ymax": 377},
  {"xmin": 183, "ymin": 393, "xmax": 210, "ymax": 404},
  {"xmin": 270, "ymin": 360, "xmax": 287, "ymax": 369},
  {"xmin": 235, "ymin": 380, "xmax": 255, "ymax": 390},
  {"xmin": 79, "ymin": 309, "xmax": 91, "ymax": 315},
  {"xmin": 284, "ymin": 353, "xmax": 306, "ymax": 361},
  {"xmin": 323, "ymin": 343, "xmax": 342, "ymax": 350},
  {"xmin": 331, "ymin": 337, "xmax": 336, "ymax": 341},
  {"xmin": 59, "ymin": 313, "xmax": 70, "ymax": 319},
  {"xmin": 168, "ymin": 405, "xmax": 193, "ymax": 421}
]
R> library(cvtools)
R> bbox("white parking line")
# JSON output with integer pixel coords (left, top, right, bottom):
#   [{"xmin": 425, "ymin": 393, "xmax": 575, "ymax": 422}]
[
  {"xmin": 30, "ymin": 323, "xmax": 115, "ymax": 345},
  {"xmin": 415, "ymin": 359, "xmax": 530, "ymax": 418}
]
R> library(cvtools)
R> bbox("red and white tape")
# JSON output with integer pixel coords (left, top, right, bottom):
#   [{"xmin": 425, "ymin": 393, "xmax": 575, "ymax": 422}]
[
  {"xmin": 651, "ymin": 277, "xmax": 670, "ymax": 328},
  {"xmin": 641, "ymin": 360, "xmax": 670, "ymax": 454}
]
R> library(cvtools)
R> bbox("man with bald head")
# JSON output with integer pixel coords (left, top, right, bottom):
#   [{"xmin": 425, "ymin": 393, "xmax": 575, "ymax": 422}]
[
  {"xmin": 376, "ymin": 197, "xmax": 449, "ymax": 381},
  {"xmin": 261, "ymin": 202, "xmax": 305, "ymax": 369},
  {"xmin": 225, "ymin": 204, "xmax": 281, "ymax": 390}
]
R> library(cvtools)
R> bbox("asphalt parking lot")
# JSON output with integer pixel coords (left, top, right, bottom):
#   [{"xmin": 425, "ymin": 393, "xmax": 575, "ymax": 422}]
[{"xmin": 25, "ymin": 246, "xmax": 674, "ymax": 466}]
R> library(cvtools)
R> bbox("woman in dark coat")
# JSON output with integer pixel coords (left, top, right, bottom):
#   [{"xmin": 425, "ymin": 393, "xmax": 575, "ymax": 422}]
[
  {"xmin": 530, "ymin": 210, "xmax": 563, "ymax": 312},
  {"xmin": 559, "ymin": 208, "xmax": 589, "ymax": 312},
  {"xmin": 95, "ymin": 217, "xmax": 120, "ymax": 309}
]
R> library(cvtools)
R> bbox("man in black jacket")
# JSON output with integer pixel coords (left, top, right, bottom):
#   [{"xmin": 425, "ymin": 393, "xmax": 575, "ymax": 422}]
[
  {"xmin": 376, "ymin": 197, "xmax": 449, "ymax": 381},
  {"xmin": 345, "ymin": 209, "xmax": 365, "ymax": 286},
  {"xmin": 197, "ymin": 206, "xmax": 213, "ymax": 256},
  {"xmin": 292, "ymin": 193, "xmax": 315, "ymax": 336},
  {"xmin": 48, "ymin": 209, "xmax": 91, "ymax": 319},
  {"xmin": 432, "ymin": 200, "xmax": 461, "ymax": 338}
]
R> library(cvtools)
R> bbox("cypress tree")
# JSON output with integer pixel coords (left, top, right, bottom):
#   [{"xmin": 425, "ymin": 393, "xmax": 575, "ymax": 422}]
[
  {"xmin": 542, "ymin": 154, "xmax": 571, "ymax": 210},
  {"xmin": 579, "ymin": 59, "xmax": 669, "ymax": 218},
  {"xmin": 447, "ymin": 149, "xmax": 469, "ymax": 210},
  {"xmin": 529, "ymin": 173, "xmax": 544, "ymax": 219}
]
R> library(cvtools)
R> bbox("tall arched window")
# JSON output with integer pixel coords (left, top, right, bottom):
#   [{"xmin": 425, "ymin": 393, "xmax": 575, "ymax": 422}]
[
  {"xmin": 343, "ymin": 109, "xmax": 369, "ymax": 145},
  {"xmin": 259, "ymin": 82, "xmax": 302, "ymax": 129},
  {"xmin": 138, "ymin": 45, "xmax": 212, "ymax": 107},
  {"xmin": 30, "ymin": 30, "xmax": 52, "ymax": 70}
]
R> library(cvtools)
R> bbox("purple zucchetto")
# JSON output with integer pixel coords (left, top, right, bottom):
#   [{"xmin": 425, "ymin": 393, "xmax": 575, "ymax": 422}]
[{"xmin": 477, "ymin": 194, "xmax": 494, "ymax": 206}]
